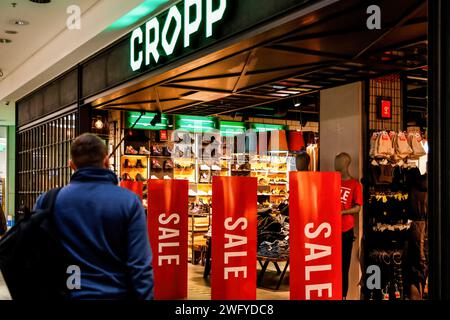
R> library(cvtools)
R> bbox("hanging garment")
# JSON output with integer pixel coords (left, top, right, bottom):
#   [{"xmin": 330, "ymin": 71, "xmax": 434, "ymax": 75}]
[
  {"xmin": 395, "ymin": 132, "xmax": 413, "ymax": 159},
  {"xmin": 369, "ymin": 132, "xmax": 379, "ymax": 159},
  {"xmin": 377, "ymin": 131, "xmax": 395, "ymax": 158},
  {"xmin": 409, "ymin": 133, "xmax": 426, "ymax": 159},
  {"xmin": 406, "ymin": 220, "xmax": 428, "ymax": 300}
]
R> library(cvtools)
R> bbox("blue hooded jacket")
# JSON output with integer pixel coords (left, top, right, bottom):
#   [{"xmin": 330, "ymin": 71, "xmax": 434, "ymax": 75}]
[{"xmin": 35, "ymin": 167, "xmax": 153, "ymax": 300}]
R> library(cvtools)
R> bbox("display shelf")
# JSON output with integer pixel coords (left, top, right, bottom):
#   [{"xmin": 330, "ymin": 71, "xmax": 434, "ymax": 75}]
[{"xmin": 123, "ymin": 154, "xmax": 150, "ymax": 157}]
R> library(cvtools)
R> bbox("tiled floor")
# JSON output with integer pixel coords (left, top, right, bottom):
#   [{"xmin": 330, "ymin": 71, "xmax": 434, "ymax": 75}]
[{"xmin": 188, "ymin": 262, "xmax": 290, "ymax": 300}]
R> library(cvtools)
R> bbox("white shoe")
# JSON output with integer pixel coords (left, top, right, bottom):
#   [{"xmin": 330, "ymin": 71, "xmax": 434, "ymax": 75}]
[
  {"xmin": 151, "ymin": 175, "xmax": 158, "ymax": 179},
  {"xmin": 139, "ymin": 146, "xmax": 151, "ymax": 155},
  {"xmin": 211, "ymin": 165, "xmax": 221, "ymax": 171},
  {"xmin": 164, "ymin": 175, "xmax": 171, "ymax": 180},
  {"xmin": 200, "ymin": 164, "xmax": 210, "ymax": 170}
]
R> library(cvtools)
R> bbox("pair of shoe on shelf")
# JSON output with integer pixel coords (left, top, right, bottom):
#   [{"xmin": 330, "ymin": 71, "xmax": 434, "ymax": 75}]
[
  {"xmin": 151, "ymin": 146, "xmax": 172, "ymax": 156},
  {"xmin": 123, "ymin": 159, "xmax": 147, "ymax": 168},
  {"xmin": 126, "ymin": 146, "xmax": 151, "ymax": 155},
  {"xmin": 122, "ymin": 173, "xmax": 147, "ymax": 182},
  {"xmin": 199, "ymin": 163, "xmax": 221, "ymax": 171},
  {"xmin": 151, "ymin": 159, "xmax": 174, "ymax": 170},
  {"xmin": 149, "ymin": 175, "xmax": 172, "ymax": 180}
]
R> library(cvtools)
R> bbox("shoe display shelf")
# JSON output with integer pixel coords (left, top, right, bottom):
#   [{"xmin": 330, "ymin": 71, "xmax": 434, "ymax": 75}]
[
  {"xmin": 251, "ymin": 154, "xmax": 289, "ymax": 205},
  {"xmin": 120, "ymin": 155, "xmax": 149, "ymax": 182}
]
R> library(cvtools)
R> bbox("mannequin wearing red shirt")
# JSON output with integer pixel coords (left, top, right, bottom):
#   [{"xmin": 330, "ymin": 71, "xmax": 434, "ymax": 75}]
[{"xmin": 335, "ymin": 153, "xmax": 362, "ymax": 300}]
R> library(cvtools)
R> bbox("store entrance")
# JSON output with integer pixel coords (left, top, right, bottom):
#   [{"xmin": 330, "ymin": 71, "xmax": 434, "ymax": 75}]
[{"xmin": 88, "ymin": 0, "xmax": 428, "ymax": 300}]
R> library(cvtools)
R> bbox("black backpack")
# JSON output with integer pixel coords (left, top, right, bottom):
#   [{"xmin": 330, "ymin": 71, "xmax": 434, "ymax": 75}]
[{"xmin": 0, "ymin": 188, "xmax": 70, "ymax": 300}]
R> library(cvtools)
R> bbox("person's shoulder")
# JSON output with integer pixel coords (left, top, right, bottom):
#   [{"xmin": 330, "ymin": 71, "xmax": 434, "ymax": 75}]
[{"xmin": 110, "ymin": 185, "xmax": 141, "ymax": 203}]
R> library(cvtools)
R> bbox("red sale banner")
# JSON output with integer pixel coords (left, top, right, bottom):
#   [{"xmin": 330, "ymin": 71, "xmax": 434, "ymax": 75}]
[
  {"xmin": 119, "ymin": 181, "xmax": 144, "ymax": 200},
  {"xmin": 289, "ymin": 172, "xmax": 342, "ymax": 300},
  {"xmin": 147, "ymin": 179, "xmax": 188, "ymax": 300},
  {"xmin": 211, "ymin": 176, "xmax": 257, "ymax": 300}
]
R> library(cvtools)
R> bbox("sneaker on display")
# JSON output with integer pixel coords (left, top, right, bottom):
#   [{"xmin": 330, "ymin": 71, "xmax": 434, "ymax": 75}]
[
  {"xmin": 135, "ymin": 173, "xmax": 146, "ymax": 181},
  {"xmin": 151, "ymin": 146, "xmax": 163, "ymax": 156},
  {"xmin": 164, "ymin": 160, "xmax": 174, "ymax": 170},
  {"xmin": 189, "ymin": 189, "xmax": 197, "ymax": 196},
  {"xmin": 136, "ymin": 159, "xmax": 147, "ymax": 168},
  {"xmin": 200, "ymin": 164, "xmax": 210, "ymax": 171},
  {"xmin": 163, "ymin": 146, "xmax": 172, "ymax": 157},
  {"xmin": 126, "ymin": 146, "xmax": 138, "ymax": 155},
  {"xmin": 152, "ymin": 159, "xmax": 162, "ymax": 169},
  {"xmin": 139, "ymin": 146, "xmax": 151, "ymax": 155},
  {"xmin": 122, "ymin": 173, "xmax": 133, "ymax": 181},
  {"xmin": 123, "ymin": 159, "xmax": 132, "ymax": 168},
  {"xmin": 163, "ymin": 175, "xmax": 172, "ymax": 180},
  {"xmin": 150, "ymin": 175, "xmax": 158, "ymax": 179},
  {"xmin": 211, "ymin": 164, "xmax": 221, "ymax": 171}
]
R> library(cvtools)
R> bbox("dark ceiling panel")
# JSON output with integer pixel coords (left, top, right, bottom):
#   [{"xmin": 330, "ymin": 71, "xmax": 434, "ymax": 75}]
[
  {"xmin": 166, "ymin": 76, "xmax": 241, "ymax": 92},
  {"xmin": 91, "ymin": 0, "xmax": 427, "ymax": 119},
  {"xmin": 278, "ymin": 31, "xmax": 384, "ymax": 57},
  {"xmin": 368, "ymin": 23, "xmax": 428, "ymax": 54},
  {"xmin": 173, "ymin": 52, "xmax": 249, "ymax": 81}
]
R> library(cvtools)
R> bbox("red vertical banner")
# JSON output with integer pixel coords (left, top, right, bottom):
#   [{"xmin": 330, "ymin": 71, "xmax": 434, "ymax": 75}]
[
  {"xmin": 211, "ymin": 176, "xmax": 257, "ymax": 300},
  {"xmin": 147, "ymin": 179, "xmax": 188, "ymax": 300},
  {"xmin": 120, "ymin": 181, "xmax": 144, "ymax": 200},
  {"xmin": 289, "ymin": 172, "xmax": 342, "ymax": 300}
]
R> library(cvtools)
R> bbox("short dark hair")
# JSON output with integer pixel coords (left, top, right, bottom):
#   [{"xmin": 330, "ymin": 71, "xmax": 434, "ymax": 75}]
[{"xmin": 71, "ymin": 133, "xmax": 107, "ymax": 168}]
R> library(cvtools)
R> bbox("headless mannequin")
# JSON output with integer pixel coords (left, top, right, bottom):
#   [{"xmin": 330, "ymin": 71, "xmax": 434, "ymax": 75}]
[
  {"xmin": 296, "ymin": 152, "xmax": 311, "ymax": 172},
  {"xmin": 335, "ymin": 153, "xmax": 361, "ymax": 216}
]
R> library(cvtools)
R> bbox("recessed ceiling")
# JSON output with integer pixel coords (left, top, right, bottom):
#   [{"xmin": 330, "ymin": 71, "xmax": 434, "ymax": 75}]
[{"xmin": 0, "ymin": 0, "xmax": 98, "ymax": 78}]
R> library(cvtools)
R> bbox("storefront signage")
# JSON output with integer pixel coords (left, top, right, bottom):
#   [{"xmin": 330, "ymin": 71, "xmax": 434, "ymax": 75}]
[
  {"xmin": 377, "ymin": 97, "xmax": 392, "ymax": 119},
  {"xmin": 289, "ymin": 172, "xmax": 342, "ymax": 300},
  {"xmin": 211, "ymin": 176, "xmax": 257, "ymax": 300},
  {"xmin": 148, "ymin": 179, "xmax": 189, "ymax": 300},
  {"xmin": 130, "ymin": 0, "xmax": 228, "ymax": 72},
  {"xmin": 125, "ymin": 111, "xmax": 170, "ymax": 130}
]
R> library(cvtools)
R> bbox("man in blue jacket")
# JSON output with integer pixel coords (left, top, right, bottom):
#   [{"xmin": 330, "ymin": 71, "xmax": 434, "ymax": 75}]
[{"xmin": 34, "ymin": 133, "xmax": 153, "ymax": 300}]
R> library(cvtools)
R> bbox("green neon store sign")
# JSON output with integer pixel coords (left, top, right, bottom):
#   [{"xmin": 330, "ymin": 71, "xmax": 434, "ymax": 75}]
[
  {"xmin": 125, "ymin": 112, "xmax": 170, "ymax": 130},
  {"xmin": 130, "ymin": 0, "xmax": 227, "ymax": 72}
]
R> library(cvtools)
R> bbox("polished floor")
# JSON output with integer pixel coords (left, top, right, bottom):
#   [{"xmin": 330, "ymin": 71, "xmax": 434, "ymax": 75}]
[
  {"xmin": 188, "ymin": 262, "xmax": 290, "ymax": 300},
  {"xmin": 0, "ymin": 262, "xmax": 290, "ymax": 300}
]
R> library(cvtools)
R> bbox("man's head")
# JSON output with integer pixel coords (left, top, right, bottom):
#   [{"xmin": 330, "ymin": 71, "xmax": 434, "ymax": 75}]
[
  {"xmin": 295, "ymin": 152, "xmax": 311, "ymax": 171},
  {"xmin": 70, "ymin": 133, "xmax": 109, "ymax": 170},
  {"xmin": 334, "ymin": 152, "xmax": 351, "ymax": 172}
]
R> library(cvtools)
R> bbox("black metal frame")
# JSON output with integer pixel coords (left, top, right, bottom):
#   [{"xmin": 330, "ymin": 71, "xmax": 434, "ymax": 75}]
[
  {"xmin": 427, "ymin": 0, "xmax": 450, "ymax": 300},
  {"xmin": 16, "ymin": 111, "xmax": 78, "ymax": 210}
]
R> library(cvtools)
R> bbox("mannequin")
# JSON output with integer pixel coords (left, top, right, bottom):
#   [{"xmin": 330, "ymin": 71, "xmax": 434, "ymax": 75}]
[
  {"xmin": 295, "ymin": 151, "xmax": 311, "ymax": 172},
  {"xmin": 334, "ymin": 152, "xmax": 362, "ymax": 300}
]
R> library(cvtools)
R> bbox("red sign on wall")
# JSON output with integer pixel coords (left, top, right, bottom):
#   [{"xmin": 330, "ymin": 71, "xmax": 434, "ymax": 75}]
[
  {"xmin": 289, "ymin": 172, "xmax": 342, "ymax": 300},
  {"xmin": 211, "ymin": 176, "xmax": 257, "ymax": 300},
  {"xmin": 377, "ymin": 97, "xmax": 392, "ymax": 119},
  {"xmin": 119, "ymin": 181, "xmax": 144, "ymax": 200},
  {"xmin": 147, "ymin": 179, "xmax": 188, "ymax": 300}
]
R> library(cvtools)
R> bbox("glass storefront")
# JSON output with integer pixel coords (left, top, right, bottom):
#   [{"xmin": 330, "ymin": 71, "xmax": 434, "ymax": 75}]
[{"xmin": 9, "ymin": 0, "xmax": 450, "ymax": 301}]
